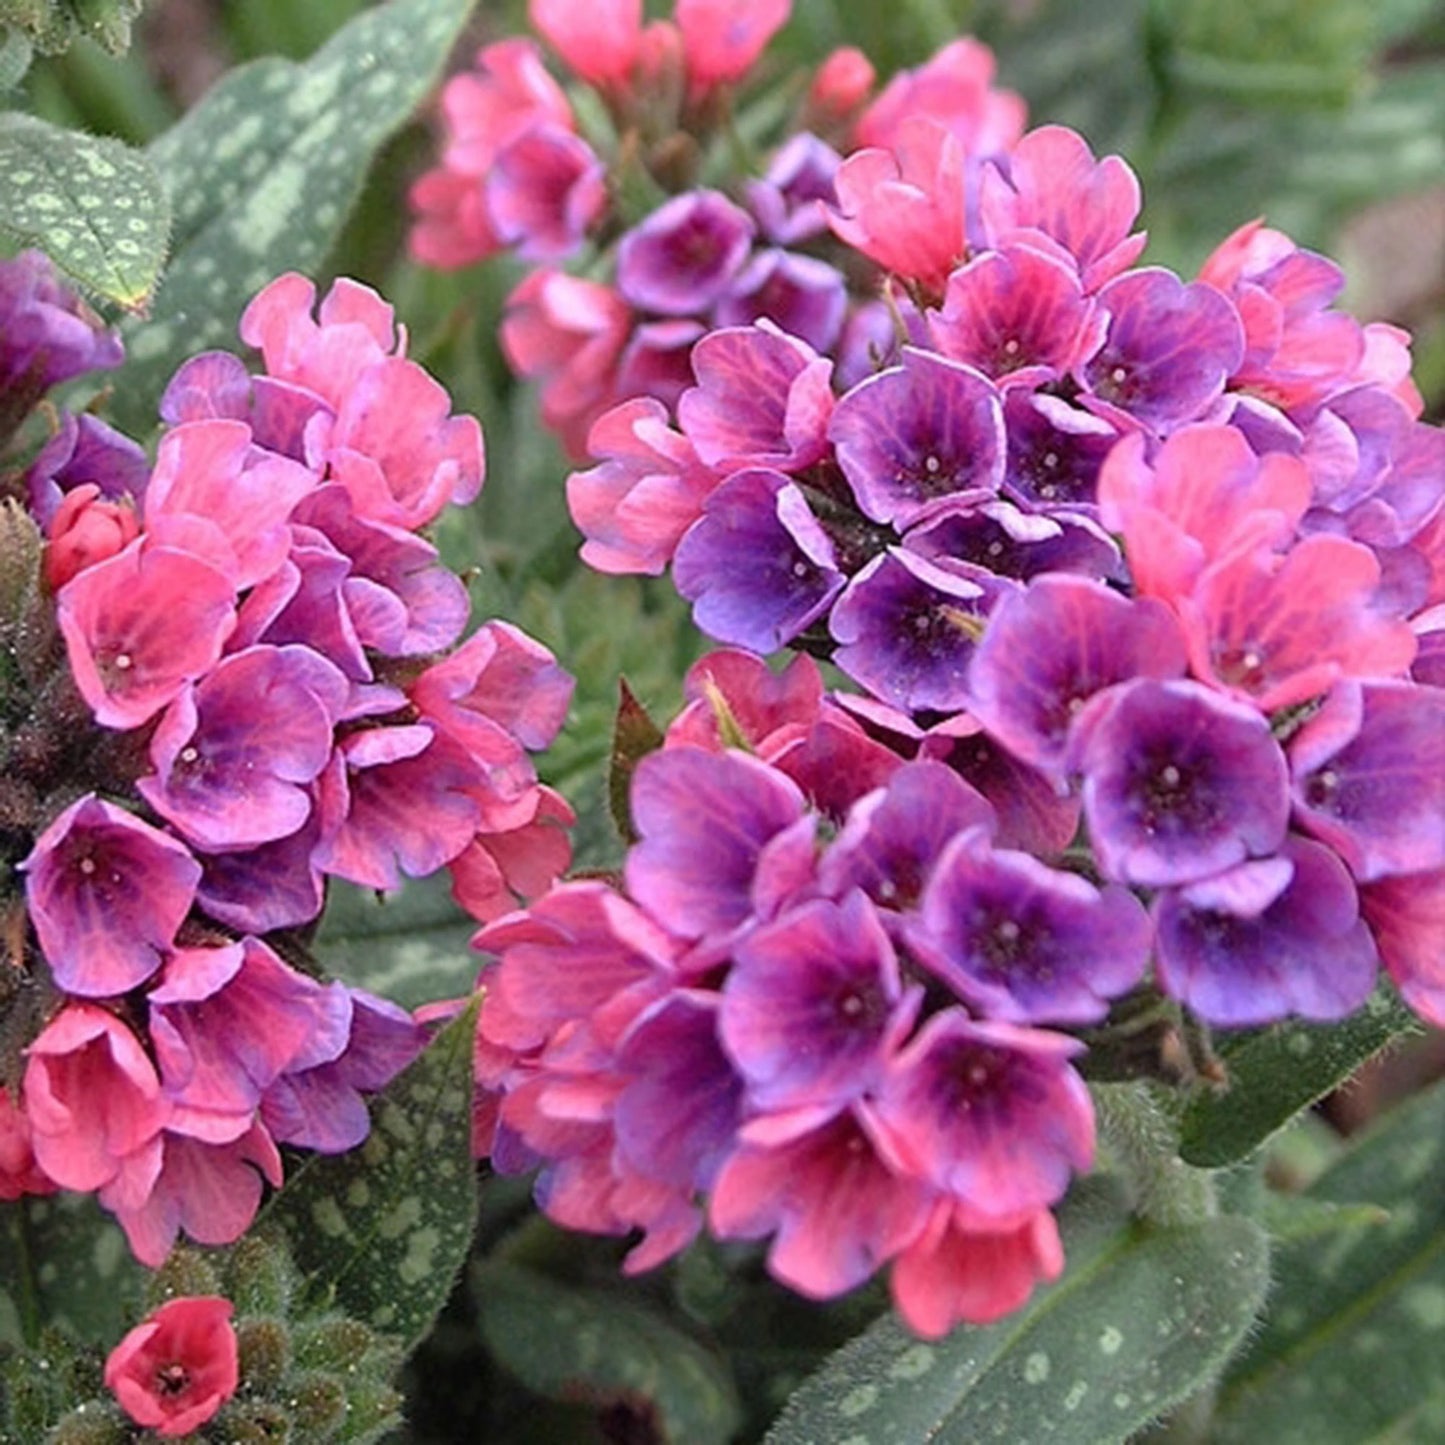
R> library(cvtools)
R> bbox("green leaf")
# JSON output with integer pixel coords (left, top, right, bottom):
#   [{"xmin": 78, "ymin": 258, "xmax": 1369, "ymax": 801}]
[
  {"xmin": 314, "ymin": 873, "xmax": 479, "ymax": 1011},
  {"xmin": 608, "ymin": 679, "xmax": 664, "ymax": 847},
  {"xmin": 107, "ymin": 0, "xmax": 475, "ymax": 431},
  {"xmin": 474, "ymin": 1258, "xmax": 743, "ymax": 1445},
  {"xmin": 0, "ymin": 113, "xmax": 167, "ymax": 308},
  {"xmin": 764, "ymin": 1177, "xmax": 1269, "ymax": 1445},
  {"xmin": 0, "ymin": 1192, "xmax": 144, "ymax": 1348},
  {"xmin": 1213, "ymin": 1077, "xmax": 1445, "ymax": 1443},
  {"xmin": 0, "ymin": 26, "xmax": 31, "ymax": 90},
  {"xmin": 258, "ymin": 997, "xmax": 481, "ymax": 1354},
  {"xmin": 1178, "ymin": 982, "xmax": 1419, "ymax": 1167},
  {"xmin": 1256, "ymin": 1194, "xmax": 1390, "ymax": 1245}
]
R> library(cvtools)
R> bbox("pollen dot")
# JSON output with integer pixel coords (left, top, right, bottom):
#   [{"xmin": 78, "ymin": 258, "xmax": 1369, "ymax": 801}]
[
  {"xmin": 1003, "ymin": 338, "xmax": 1020, "ymax": 355},
  {"xmin": 179, "ymin": 746, "xmax": 199, "ymax": 764},
  {"xmin": 792, "ymin": 561, "xmax": 809, "ymax": 578},
  {"xmin": 79, "ymin": 858, "xmax": 96, "ymax": 875},
  {"xmin": 1110, "ymin": 367, "xmax": 1128, "ymax": 384},
  {"xmin": 1243, "ymin": 650, "xmax": 1262, "ymax": 670},
  {"xmin": 924, "ymin": 454, "xmax": 941, "ymax": 474},
  {"xmin": 987, "ymin": 540, "xmax": 1004, "ymax": 557},
  {"xmin": 998, "ymin": 920, "xmax": 1020, "ymax": 943},
  {"xmin": 114, "ymin": 653, "xmax": 133, "ymax": 671},
  {"xmin": 1042, "ymin": 452, "xmax": 1059, "ymax": 469},
  {"xmin": 1160, "ymin": 764, "xmax": 1181, "ymax": 788},
  {"xmin": 968, "ymin": 1063, "xmax": 990, "ymax": 1086}
]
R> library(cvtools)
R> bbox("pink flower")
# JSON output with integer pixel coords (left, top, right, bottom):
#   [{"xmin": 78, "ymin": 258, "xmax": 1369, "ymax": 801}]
[
  {"xmin": 43, "ymin": 483, "xmax": 139, "ymax": 591},
  {"xmin": 57, "ymin": 535, "xmax": 237, "ymax": 730},
  {"xmin": 105, "ymin": 1296, "xmax": 239, "ymax": 1438},
  {"xmin": 807, "ymin": 46, "xmax": 874, "ymax": 125},
  {"xmin": 854, "ymin": 38, "xmax": 1025, "ymax": 155},
  {"xmin": 832, "ymin": 119, "xmax": 968, "ymax": 294},
  {"xmin": 676, "ymin": 0, "xmax": 790, "ymax": 97},
  {"xmin": 529, "ymin": 0, "xmax": 643, "ymax": 90},
  {"xmin": 23, "ymin": 1004, "xmax": 169, "ymax": 1201},
  {"xmin": 0, "ymin": 1087, "xmax": 56, "ymax": 1201}
]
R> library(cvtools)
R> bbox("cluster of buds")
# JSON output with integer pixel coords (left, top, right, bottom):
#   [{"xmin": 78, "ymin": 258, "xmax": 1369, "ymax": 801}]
[
  {"xmin": 409, "ymin": 0, "xmax": 1025, "ymax": 455},
  {"xmin": 0, "ymin": 257, "xmax": 574, "ymax": 1263}
]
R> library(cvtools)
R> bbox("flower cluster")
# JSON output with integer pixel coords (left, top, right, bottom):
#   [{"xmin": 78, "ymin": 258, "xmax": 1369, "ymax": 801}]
[
  {"xmin": 563, "ymin": 113, "xmax": 1444, "ymax": 1033},
  {"xmin": 408, "ymin": 0, "xmax": 1026, "ymax": 454},
  {"xmin": 0, "ymin": 262, "xmax": 574, "ymax": 1263},
  {"xmin": 473, "ymin": 650, "xmax": 1113, "ymax": 1338}
]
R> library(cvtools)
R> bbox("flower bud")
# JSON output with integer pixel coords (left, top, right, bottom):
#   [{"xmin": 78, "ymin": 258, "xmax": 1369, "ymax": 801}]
[{"xmin": 43, "ymin": 485, "xmax": 139, "ymax": 592}]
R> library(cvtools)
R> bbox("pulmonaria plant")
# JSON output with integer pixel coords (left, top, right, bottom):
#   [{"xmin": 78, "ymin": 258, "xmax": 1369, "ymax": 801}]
[
  {"xmin": 408, "ymin": 0, "xmax": 1026, "ymax": 455},
  {"xmin": 0, "ymin": 255, "xmax": 574, "ymax": 1266},
  {"xmin": 473, "ymin": 65, "xmax": 1444, "ymax": 1340}
]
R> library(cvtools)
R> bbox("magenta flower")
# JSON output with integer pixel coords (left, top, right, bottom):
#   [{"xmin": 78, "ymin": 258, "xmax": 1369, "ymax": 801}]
[
  {"xmin": 625, "ymin": 746, "xmax": 808, "ymax": 940},
  {"xmin": 1289, "ymin": 681, "xmax": 1445, "ymax": 882},
  {"xmin": 1154, "ymin": 836, "xmax": 1379, "ymax": 1026},
  {"xmin": 139, "ymin": 645, "xmax": 346, "ymax": 852},
  {"xmin": 486, "ymin": 125, "xmax": 607, "ymax": 261},
  {"xmin": 1074, "ymin": 678, "xmax": 1291, "ymax": 888},
  {"xmin": 931, "ymin": 243, "xmax": 1105, "ymax": 385},
  {"xmin": 910, "ymin": 828, "xmax": 1153, "ymax": 1024},
  {"xmin": 617, "ymin": 191, "xmax": 755, "ymax": 316},
  {"xmin": 745, "ymin": 133, "xmax": 842, "ymax": 246},
  {"xmin": 716, "ymin": 249, "xmax": 849, "ymax": 353},
  {"xmin": 57, "ymin": 537, "xmax": 236, "ymax": 729},
  {"xmin": 1001, "ymin": 391, "xmax": 1119, "ymax": 512},
  {"xmin": 906, "ymin": 498, "xmax": 1121, "ymax": 586},
  {"xmin": 871, "ymin": 1011, "xmax": 1093, "ymax": 1219},
  {"xmin": 1360, "ymin": 869, "xmax": 1445, "ymax": 1027},
  {"xmin": 978, "ymin": 125, "xmax": 1145, "ymax": 291},
  {"xmin": 721, "ymin": 891, "xmax": 917, "ymax": 1110},
  {"xmin": 23, "ymin": 795, "xmax": 201, "ymax": 997},
  {"xmin": 677, "ymin": 322, "xmax": 833, "ymax": 475},
  {"xmin": 709, "ymin": 1107, "xmax": 932, "ymax": 1299},
  {"xmin": 105, "ymin": 1296, "xmax": 239, "ymax": 1439},
  {"xmin": 829, "ymin": 348, "xmax": 1004, "ymax": 528}
]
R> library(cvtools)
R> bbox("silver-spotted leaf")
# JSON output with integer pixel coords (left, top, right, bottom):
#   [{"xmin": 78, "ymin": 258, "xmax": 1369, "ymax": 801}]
[
  {"xmin": 764, "ymin": 1177, "xmax": 1269, "ymax": 1445},
  {"xmin": 1179, "ymin": 981, "xmax": 1420, "ymax": 1167},
  {"xmin": 474, "ymin": 1258, "xmax": 743, "ymax": 1445},
  {"xmin": 0, "ymin": 113, "xmax": 167, "ymax": 308},
  {"xmin": 1213, "ymin": 1077, "xmax": 1445, "ymax": 1443},
  {"xmin": 257, "ymin": 997, "xmax": 480, "ymax": 1354},
  {"xmin": 0, "ymin": 1192, "xmax": 144, "ymax": 1347},
  {"xmin": 108, "ymin": 0, "xmax": 474, "ymax": 430}
]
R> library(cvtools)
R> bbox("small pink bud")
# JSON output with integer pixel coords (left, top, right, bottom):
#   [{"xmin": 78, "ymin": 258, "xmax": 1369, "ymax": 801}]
[{"xmin": 43, "ymin": 483, "xmax": 139, "ymax": 591}]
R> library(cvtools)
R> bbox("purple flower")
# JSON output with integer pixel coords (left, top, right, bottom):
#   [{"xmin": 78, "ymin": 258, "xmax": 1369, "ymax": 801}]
[
  {"xmin": 23, "ymin": 795, "xmax": 202, "ymax": 997},
  {"xmin": 137, "ymin": 645, "xmax": 347, "ymax": 852},
  {"xmin": 829, "ymin": 348, "xmax": 1005, "ymax": 527},
  {"xmin": 313, "ymin": 725, "xmax": 482, "ymax": 891},
  {"xmin": 818, "ymin": 758, "xmax": 996, "ymax": 908},
  {"xmin": 674, "ymin": 469, "xmax": 845, "ymax": 653},
  {"xmin": 966, "ymin": 574, "xmax": 1187, "ymax": 774},
  {"xmin": 714, "ymin": 250, "xmax": 849, "ymax": 353},
  {"xmin": 1289, "ymin": 681, "xmax": 1445, "ymax": 882},
  {"xmin": 930, "ymin": 243, "xmax": 1105, "ymax": 385},
  {"xmin": 1001, "ymin": 391, "xmax": 1119, "ymax": 513},
  {"xmin": 870, "ymin": 1010, "xmax": 1093, "ymax": 1219},
  {"xmin": 614, "ymin": 991, "xmax": 743, "ymax": 1191},
  {"xmin": 1154, "ymin": 836, "xmax": 1378, "ymax": 1026},
  {"xmin": 906, "ymin": 497, "xmax": 1121, "ymax": 584},
  {"xmin": 1073, "ymin": 678, "xmax": 1291, "ymax": 888},
  {"xmin": 149, "ymin": 939, "xmax": 351, "ymax": 1132},
  {"xmin": 25, "ymin": 412, "xmax": 149, "ymax": 530},
  {"xmin": 195, "ymin": 818, "xmax": 325, "ymax": 934},
  {"xmin": 676, "ymin": 323, "xmax": 834, "ymax": 474},
  {"xmin": 616, "ymin": 190, "xmax": 755, "ymax": 315},
  {"xmin": 0, "ymin": 250, "xmax": 123, "ymax": 438},
  {"xmin": 721, "ymin": 891, "xmax": 918, "ymax": 1110},
  {"xmin": 1079, "ymin": 268, "xmax": 1245, "ymax": 430},
  {"xmin": 830, "ymin": 548, "xmax": 1001, "ymax": 714},
  {"xmin": 624, "ymin": 747, "xmax": 808, "ymax": 942},
  {"xmin": 262, "ymin": 989, "xmax": 425, "ymax": 1153},
  {"xmin": 746, "ymin": 133, "xmax": 841, "ymax": 245},
  {"xmin": 909, "ymin": 827, "xmax": 1152, "ymax": 1024}
]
